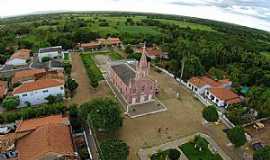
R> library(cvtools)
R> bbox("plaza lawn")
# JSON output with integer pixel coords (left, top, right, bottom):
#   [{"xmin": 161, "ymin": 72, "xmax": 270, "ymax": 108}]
[
  {"xmin": 180, "ymin": 142, "xmax": 223, "ymax": 160},
  {"xmin": 80, "ymin": 53, "xmax": 103, "ymax": 87}
]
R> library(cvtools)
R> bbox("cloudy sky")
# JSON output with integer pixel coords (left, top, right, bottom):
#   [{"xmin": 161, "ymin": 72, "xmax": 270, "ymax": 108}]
[{"xmin": 1, "ymin": 0, "xmax": 270, "ymax": 31}]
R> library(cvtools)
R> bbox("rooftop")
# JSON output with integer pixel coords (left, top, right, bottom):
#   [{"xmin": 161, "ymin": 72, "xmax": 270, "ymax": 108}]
[
  {"xmin": 16, "ymin": 115, "xmax": 69, "ymax": 133},
  {"xmin": 209, "ymin": 87, "xmax": 241, "ymax": 104},
  {"xmin": 189, "ymin": 76, "xmax": 231, "ymax": 88},
  {"xmin": 111, "ymin": 63, "xmax": 136, "ymax": 85},
  {"xmin": 8, "ymin": 49, "xmax": 31, "ymax": 60},
  {"xmin": 39, "ymin": 46, "xmax": 62, "ymax": 53},
  {"xmin": 12, "ymin": 69, "xmax": 46, "ymax": 84},
  {"xmin": 15, "ymin": 115, "xmax": 74, "ymax": 160},
  {"xmin": 13, "ymin": 79, "xmax": 64, "ymax": 95}
]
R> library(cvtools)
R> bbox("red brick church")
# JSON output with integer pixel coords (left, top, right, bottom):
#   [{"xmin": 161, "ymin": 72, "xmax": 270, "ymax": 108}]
[{"xmin": 109, "ymin": 47, "xmax": 157, "ymax": 106}]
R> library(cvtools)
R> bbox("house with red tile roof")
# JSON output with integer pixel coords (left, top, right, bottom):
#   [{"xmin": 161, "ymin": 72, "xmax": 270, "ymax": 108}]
[
  {"xmin": 12, "ymin": 79, "xmax": 64, "ymax": 107},
  {"xmin": 77, "ymin": 37, "xmax": 122, "ymax": 51},
  {"xmin": 12, "ymin": 69, "xmax": 46, "ymax": 85},
  {"xmin": 135, "ymin": 45, "xmax": 169, "ymax": 60},
  {"xmin": 187, "ymin": 76, "xmax": 232, "ymax": 95},
  {"xmin": 5, "ymin": 49, "xmax": 31, "ymax": 66},
  {"xmin": 187, "ymin": 76, "xmax": 241, "ymax": 107},
  {"xmin": 15, "ymin": 115, "xmax": 77, "ymax": 160},
  {"xmin": 205, "ymin": 88, "xmax": 241, "ymax": 107},
  {"xmin": 0, "ymin": 80, "xmax": 8, "ymax": 99}
]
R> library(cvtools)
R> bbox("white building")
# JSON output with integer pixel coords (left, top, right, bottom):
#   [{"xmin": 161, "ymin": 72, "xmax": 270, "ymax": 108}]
[
  {"xmin": 187, "ymin": 76, "xmax": 232, "ymax": 95},
  {"xmin": 205, "ymin": 87, "xmax": 241, "ymax": 107},
  {"xmin": 5, "ymin": 49, "xmax": 31, "ymax": 66},
  {"xmin": 13, "ymin": 79, "xmax": 64, "ymax": 107},
  {"xmin": 38, "ymin": 46, "xmax": 63, "ymax": 62}
]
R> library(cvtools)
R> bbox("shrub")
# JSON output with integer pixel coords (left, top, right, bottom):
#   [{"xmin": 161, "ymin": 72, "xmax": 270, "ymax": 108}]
[
  {"xmin": 2, "ymin": 96, "xmax": 20, "ymax": 111},
  {"xmin": 226, "ymin": 126, "xmax": 247, "ymax": 147},
  {"xmin": 41, "ymin": 57, "xmax": 51, "ymax": 62},
  {"xmin": 45, "ymin": 94, "xmax": 63, "ymax": 104},
  {"xmin": 0, "ymin": 103, "xmax": 65, "ymax": 124},
  {"xmin": 100, "ymin": 139, "xmax": 129, "ymax": 160},
  {"xmin": 202, "ymin": 105, "xmax": 219, "ymax": 122},
  {"xmin": 168, "ymin": 149, "xmax": 181, "ymax": 160},
  {"xmin": 254, "ymin": 145, "xmax": 270, "ymax": 160},
  {"xmin": 64, "ymin": 62, "xmax": 72, "ymax": 75}
]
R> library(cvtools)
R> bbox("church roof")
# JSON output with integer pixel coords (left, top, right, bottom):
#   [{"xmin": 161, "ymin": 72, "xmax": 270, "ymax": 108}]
[{"xmin": 111, "ymin": 63, "xmax": 135, "ymax": 85}]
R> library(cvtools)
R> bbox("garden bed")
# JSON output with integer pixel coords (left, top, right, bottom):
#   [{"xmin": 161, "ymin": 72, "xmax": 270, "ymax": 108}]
[
  {"xmin": 80, "ymin": 53, "xmax": 103, "ymax": 88},
  {"xmin": 180, "ymin": 142, "xmax": 222, "ymax": 160}
]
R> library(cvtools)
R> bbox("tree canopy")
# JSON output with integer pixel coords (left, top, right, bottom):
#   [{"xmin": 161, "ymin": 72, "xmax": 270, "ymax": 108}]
[
  {"xmin": 202, "ymin": 105, "xmax": 219, "ymax": 122},
  {"xmin": 226, "ymin": 126, "xmax": 247, "ymax": 147},
  {"xmin": 253, "ymin": 146, "xmax": 270, "ymax": 160},
  {"xmin": 80, "ymin": 97, "xmax": 123, "ymax": 132}
]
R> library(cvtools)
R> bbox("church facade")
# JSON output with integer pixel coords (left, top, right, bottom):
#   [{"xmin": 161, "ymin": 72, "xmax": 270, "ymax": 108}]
[{"xmin": 109, "ymin": 49, "xmax": 157, "ymax": 105}]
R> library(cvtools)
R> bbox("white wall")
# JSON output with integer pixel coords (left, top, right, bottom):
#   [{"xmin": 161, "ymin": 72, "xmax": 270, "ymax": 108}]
[
  {"xmin": 5, "ymin": 58, "xmax": 27, "ymax": 66},
  {"xmin": 38, "ymin": 51, "xmax": 61, "ymax": 62},
  {"xmin": 14, "ymin": 85, "xmax": 65, "ymax": 107},
  {"xmin": 205, "ymin": 90, "xmax": 225, "ymax": 107}
]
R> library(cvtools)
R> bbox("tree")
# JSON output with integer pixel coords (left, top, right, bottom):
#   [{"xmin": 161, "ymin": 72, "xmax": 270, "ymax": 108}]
[
  {"xmin": 80, "ymin": 97, "xmax": 123, "ymax": 132},
  {"xmin": 2, "ymin": 96, "xmax": 20, "ymax": 111},
  {"xmin": 64, "ymin": 63, "xmax": 72, "ymax": 75},
  {"xmin": 226, "ymin": 126, "xmax": 247, "ymax": 147},
  {"xmin": 100, "ymin": 139, "xmax": 129, "ymax": 160},
  {"xmin": 202, "ymin": 105, "xmax": 219, "ymax": 122},
  {"xmin": 45, "ymin": 94, "xmax": 63, "ymax": 104},
  {"xmin": 65, "ymin": 78, "xmax": 79, "ymax": 96},
  {"xmin": 208, "ymin": 67, "xmax": 224, "ymax": 80},
  {"xmin": 253, "ymin": 146, "xmax": 270, "ymax": 160},
  {"xmin": 168, "ymin": 149, "xmax": 181, "ymax": 160},
  {"xmin": 182, "ymin": 55, "xmax": 205, "ymax": 80}
]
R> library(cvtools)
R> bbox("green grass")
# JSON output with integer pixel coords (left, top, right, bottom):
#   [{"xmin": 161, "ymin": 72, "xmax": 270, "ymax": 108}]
[
  {"xmin": 80, "ymin": 53, "xmax": 103, "ymax": 87},
  {"xmin": 156, "ymin": 18, "xmax": 215, "ymax": 31},
  {"xmin": 180, "ymin": 142, "xmax": 223, "ymax": 160}
]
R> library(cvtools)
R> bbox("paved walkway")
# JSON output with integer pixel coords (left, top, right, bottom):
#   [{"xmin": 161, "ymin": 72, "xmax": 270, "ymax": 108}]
[{"xmin": 138, "ymin": 133, "xmax": 232, "ymax": 160}]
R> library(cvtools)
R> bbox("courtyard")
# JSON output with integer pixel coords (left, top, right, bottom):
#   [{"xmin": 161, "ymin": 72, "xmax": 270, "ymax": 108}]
[{"xmin": 70, "ymin": 52, "xmax": 242, "ymax": 160}]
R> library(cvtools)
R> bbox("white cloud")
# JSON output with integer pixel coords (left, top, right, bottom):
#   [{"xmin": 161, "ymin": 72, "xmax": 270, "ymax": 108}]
[{"xmin": 0, "ymin": 0, "xmax": 270, "ymax": 31}]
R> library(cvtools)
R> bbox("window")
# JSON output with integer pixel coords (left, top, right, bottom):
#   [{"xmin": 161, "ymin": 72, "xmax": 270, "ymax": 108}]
[
  {"xmin": 195, "ymin": 88, "xmax": 198, "ymax": 91},
  {"xmin": 22, "ymin": 94, "xmax": 27, "ymax": 97},
  {"xmin": 43, "ymin": 90, "xmax": 48, "ymax": 93},
  {"xmin": 133, "ymin": 89, "xmax": 136, "ymax": 93},
  {"xmin": 142, "ymin": 86, "xmax": 145, "ymax": 92},
  {"xmin": 60, "ymin": 87, "xmax": 64, "ymax": 90}
]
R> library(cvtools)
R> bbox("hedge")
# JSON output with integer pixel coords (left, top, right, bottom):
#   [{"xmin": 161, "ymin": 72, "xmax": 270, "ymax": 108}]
[
  {"xmin": 0, "ymin": 103, "xmax": 66, "ymax": 124},
  {"xmin": 80, "ymin": 54, "xmax": 103, "ymax": 88}
]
